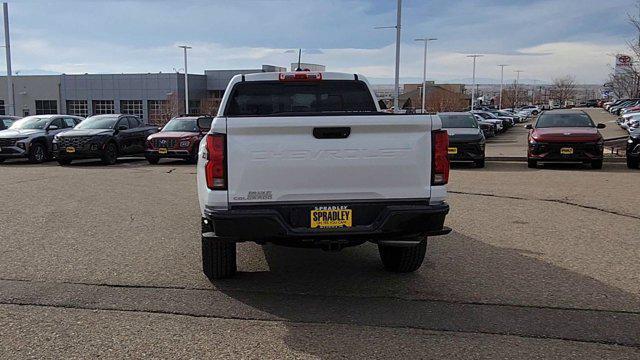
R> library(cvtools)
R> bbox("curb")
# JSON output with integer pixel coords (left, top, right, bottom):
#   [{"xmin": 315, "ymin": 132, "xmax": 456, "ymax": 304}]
[{"xmin": 485, "ymin": 156, "xmax": 627, "ymax": 163}]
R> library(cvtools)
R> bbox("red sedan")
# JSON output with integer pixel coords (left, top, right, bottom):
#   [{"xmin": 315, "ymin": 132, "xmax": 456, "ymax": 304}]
[{"xmin": 526, "ymin": 110, "xmax": 606, "ymax": 169}]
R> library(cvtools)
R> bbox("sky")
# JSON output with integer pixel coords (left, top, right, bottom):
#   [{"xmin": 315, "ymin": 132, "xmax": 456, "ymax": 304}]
[{"xmin": 4, "ymin": 0, "xmax": 638, "ymax": 84}]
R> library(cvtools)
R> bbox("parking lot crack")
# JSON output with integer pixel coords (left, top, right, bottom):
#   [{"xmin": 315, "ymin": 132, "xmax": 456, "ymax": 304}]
[{"xmin": 449, "ymin": 191, "xmax": 640, "ymax": 220}]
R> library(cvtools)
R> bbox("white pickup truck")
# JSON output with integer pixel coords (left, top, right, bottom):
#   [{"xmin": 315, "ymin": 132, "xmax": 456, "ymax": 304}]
[{"xmin": 196, "ymin": 71, "xmax": 451, "ymax": 280}]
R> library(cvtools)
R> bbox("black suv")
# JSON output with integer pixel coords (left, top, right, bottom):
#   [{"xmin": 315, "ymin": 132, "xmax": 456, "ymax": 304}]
[
  {"xmin": 0, "ymin": 115, "xmax": 83, "ymax": 163},
  {"xmin": 439, "ymin": 112, "xmax": 486, "ymax": 168},
  {"xmin": 627, "ymin": 128, "xmax": 640, "ymax": 169},
  {"xmin": 53, "ymin": 114, "xmax": 159, "ymax": 165}
]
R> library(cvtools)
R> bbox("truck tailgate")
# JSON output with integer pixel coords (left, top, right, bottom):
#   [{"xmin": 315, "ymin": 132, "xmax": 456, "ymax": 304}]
[{"xmin": 226, "ymin": 114, "xmax": 433, "ymax": 204}]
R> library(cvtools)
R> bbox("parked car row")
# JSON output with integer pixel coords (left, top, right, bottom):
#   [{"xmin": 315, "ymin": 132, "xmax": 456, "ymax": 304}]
[
  {"xmin": 599, "ymin": 98, "xmax": 640, "ymax": 168},
  {"xmin": 0, "ymin": 114, "xmax": 212, "ymax": 165},
  {"xmin": 439, "ymin": 107, "xmax": 529, "ymax": 169}
]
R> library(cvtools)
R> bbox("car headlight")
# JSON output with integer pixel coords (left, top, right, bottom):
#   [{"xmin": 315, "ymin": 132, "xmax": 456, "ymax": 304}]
[
  {"xmin": 180, "ymin": 140, "xmax": 190, "ymax": 148},
  {"xmin": 630, "ymin": 139, "xmax": 636, "ymax": 144}
]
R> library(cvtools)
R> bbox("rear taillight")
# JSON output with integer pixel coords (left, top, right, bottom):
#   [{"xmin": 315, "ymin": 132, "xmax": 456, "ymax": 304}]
[
  {"xmin": 204, "ymin": 133, "xmax": 227, "ymax": 190},
  {"xmin": 432, "ymin": 130, "xmax": 449, "ymax": 185}
]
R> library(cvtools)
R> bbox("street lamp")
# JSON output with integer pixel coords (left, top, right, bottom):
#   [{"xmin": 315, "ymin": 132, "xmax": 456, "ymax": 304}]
[
  {"xmin": 414, "ymin": 37, "xmax": 437, "ymax": 113},
  {"xmin": 178, "ymin": 45, "xmax": 192, "ymax": 114},
  {"xmin": 467, "ymin": 54, "xmax": 483, "ymax": 110},
  {"xmin": 375, "ymin": 0, "xmax": 402, "ymax": 112},
  {"xmin": 497, "ymin": 64, "xmax": 509, "ymax": 110},
  {"xmin": 514, "ymin": 70, "xmax": 524, "ymax": 108}
]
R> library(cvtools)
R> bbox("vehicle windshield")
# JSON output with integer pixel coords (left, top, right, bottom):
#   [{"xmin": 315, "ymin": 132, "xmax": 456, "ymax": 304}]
[
  {"xmin": 536, "ymin": 113, "xmax": 595, "ymax": 128},
  {"xmin": 226, "ymin": 80, "xmax": 377, "ymax": 116},
  {"xmin": 9, "ymin": 116, "xmax": 50, "ymax": 130},
  {"xmin": 162, "ymin": 118, "xmax": 199, "ymax": 132},
  {"xmin": 479, "ymin": 112, "xmax": 497, "ymax": 119},
  {"xmin": 439, "ymin": 114, "xmax": 478, "ymax": 128},
  {"xmin": 75, "ymin": 116, "xmax": 118, "ymax": 129}
]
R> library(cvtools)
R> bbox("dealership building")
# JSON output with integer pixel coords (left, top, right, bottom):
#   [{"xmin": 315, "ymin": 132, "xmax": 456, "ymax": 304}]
[{"xmin": 0, "ymin": 64, "xmax": 286, "ymax": 121}]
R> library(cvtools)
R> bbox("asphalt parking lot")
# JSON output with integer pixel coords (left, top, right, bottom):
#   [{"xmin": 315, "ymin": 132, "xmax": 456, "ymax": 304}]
[{"xmin": 1, "ymin": 122, "xmax": 639, "ymax": 358}]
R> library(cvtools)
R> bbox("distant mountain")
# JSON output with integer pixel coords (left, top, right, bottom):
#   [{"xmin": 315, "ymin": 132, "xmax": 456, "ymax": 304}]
[
  {"xmin": 0, "ymin": 69, "xmax": 61, "ymax": 76},
  {"xmin": 367, "ymin": 76, "xmax": 548, "ymax": 85}
]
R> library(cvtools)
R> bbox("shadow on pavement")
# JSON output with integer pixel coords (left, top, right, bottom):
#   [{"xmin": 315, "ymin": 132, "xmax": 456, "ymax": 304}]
[
  {"xmin": 210, "ymin": 231, "xmax": 640, "ymax": 357},
  {"xmin": 452, "ymin": 161, "xmax": 631, "ymax": 173}
]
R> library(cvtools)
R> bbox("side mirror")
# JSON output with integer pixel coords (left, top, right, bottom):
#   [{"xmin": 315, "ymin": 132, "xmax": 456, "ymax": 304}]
[
  {"xmin": 597, "ymin": 123, "xmax": 606, "ymax": 129},
  {"xmin": 197, "ymin": 117, "xmax": 213, "ymax": 132},
  {"xmin": 117, "ymin": 125, "xmax": 128, "ymax": 131},
  {"xmin": 525, "ymin": 124, "xmax": 533, "ymax": 130},
  {"xmin": 48, "ymin": 125, "xmax": 59, "ymax": 131}
]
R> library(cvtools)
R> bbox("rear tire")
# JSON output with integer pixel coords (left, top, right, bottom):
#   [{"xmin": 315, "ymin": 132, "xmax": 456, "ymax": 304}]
[
  {"xmin": 146, "ymin": 156, "xmax": 159, "ymax": 165},
  {"xmin": 202, "ymin": 222, "xmax": 237, "ymax": 280},
  {"xmin": 628, "ymin": 157, "xmax": 639, "ymax": 169},
  {"xmin": 101, "ymin": 142, "xmax": 118, "ymax": 165},
  {"xmin": 378, "ymin": 240, "xmax": 427, "ymax": 273},
  {"xmin": 28, "ymin": 143, "xmax": 47, "ymax": 164},
  {"xmin": 57, "ymin": 158, "xmax": 72, "ymax": 166},
  {"xmin": 187, "ymin": 148, "xmax": 199, "ymax": 164},
  {"xmin": 475, "ymin": 159, "xmax": 485, "ymax": 168},
  {"xmin": 591, "ymin": 160, "xmax": 603, "ymax": 169},
  {"xmin": 527, "ymin": 159, "xmax": 538, "ymax": 168}
]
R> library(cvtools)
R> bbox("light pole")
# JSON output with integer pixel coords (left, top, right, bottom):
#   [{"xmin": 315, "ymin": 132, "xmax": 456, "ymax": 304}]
[
  {"xmin": 414, "ymin": 37, "xmax": 437, "ymax": 113},
  {"xmin": 514, "ymin": 70, "xmax": 524, "ymax": 108},
  {"xmin": 497, "ymin": 64, "xmax": 508, "ymax": 109},
  {"xmin": 467, "ymin": 54, "xmax": 483, "ymax": 110},
  {"xmin": 375, "ymin": 0, "xmax": 402, "ymax": 112},
  {"xmin": 3, "ymin": 3, "xmax": 13, "ymax": 116},
  {"xmin": 178, "ymin": 45, "xmax": 192, "ymax": 114}
]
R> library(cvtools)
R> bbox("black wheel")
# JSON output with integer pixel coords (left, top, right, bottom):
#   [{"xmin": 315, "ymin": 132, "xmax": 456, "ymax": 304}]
[
  {"xmin": 378, "ymin": 240, "xmax": 427, "ymax": 273},
  {"xmin": 28, "ymin": 143, "xmax": 47, "ymax": 164},
  {"xmin": 57, "ymin": 158, "xmax": 72, "ymax": 166},
  {"xmin": 532, "ymin": 110, "xmax": 539, "ymax": 116},
  {"xmin": 527, "ymin": 159, "xmax": 538, "ymax": 168},
  {"xmin": 101, "ymin": 142, "xmax": 118, "ymax": 165},
  {"xmin": 627, "ymin": 157, "xmax": 639, "ymax": 169},
  {"xmin": 475, "ymin": 159, "xmax": 485, "ymax": 168},
  {"xmin": 591, "ymin": 160, "xmax": 603, "ymax": 169},
  {"xmin": 146, "ymin": 156, "xmax": 159, "ymax": 165},
  {"xmin": 187, "ymin": 150, "xmax": 198, "ymax": 164},
  {"xmin": 202, "ymin": 222, "xmax": 236, "ymax": 280}
]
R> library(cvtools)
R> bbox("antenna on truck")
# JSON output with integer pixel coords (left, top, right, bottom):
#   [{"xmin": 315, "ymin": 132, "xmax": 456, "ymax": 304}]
[{"xmin": 295, "ymin": 48, "xmax": 302, "ymax": 71}]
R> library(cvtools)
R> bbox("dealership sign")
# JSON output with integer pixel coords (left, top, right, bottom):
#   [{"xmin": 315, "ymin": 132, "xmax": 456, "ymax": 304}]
[
  {"xmin": 615, "ymin": 54, "xmax": 633, "ymax": 75},
  {"xmin": 617, "ymin": 54, "xmax": 632, "ymax": 67}
]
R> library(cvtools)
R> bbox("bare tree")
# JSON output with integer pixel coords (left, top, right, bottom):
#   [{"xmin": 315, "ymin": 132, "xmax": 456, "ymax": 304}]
[
  {"xmin": 157, "ymin": 92, "xmax": 184, "ymax": 125},
  {"xmin": 608, "ymin": 2, "xmax": 640, "ymax": 98},
  {"xmin": 550, "ymin": 76, "xmax": 577, "ymax": 105},
  {"xmin": 199, "ymin": 96, "xmax": 222, "ymax": 116}
]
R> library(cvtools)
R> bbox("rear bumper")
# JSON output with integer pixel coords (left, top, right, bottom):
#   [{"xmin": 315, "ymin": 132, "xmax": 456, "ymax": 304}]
[
  {"xmin": 145, "ymin": 149, "xmax": 192, "ymax": 159},
  {"xmin": 203, "ymin": 200, "xmax": 450, "ymax": 243}
]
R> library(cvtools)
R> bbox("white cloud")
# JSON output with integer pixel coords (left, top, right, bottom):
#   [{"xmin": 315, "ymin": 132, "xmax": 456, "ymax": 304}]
[{"xmin": 9, "ymin": 35, "xmax": 626, "ymax": 85}]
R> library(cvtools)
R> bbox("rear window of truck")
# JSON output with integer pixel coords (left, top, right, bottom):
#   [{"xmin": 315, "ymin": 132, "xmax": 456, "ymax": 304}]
[{"xmin": 225, "ymin": 80, "xmax": 378, "ymax": 116}]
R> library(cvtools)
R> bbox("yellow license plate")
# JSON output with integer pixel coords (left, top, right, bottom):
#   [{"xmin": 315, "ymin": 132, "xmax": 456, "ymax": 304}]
[
  {"xmin": 310, "ymin": 208, "xmax": 352, "ymax": 229},
  {"xmin": 158, "ymin": 148, "xmax": 168, "ymax": 154},
  {"xmin": 448, "ymin": 147, "xmax": 458, "ymax": 155},
  {"xmin": 66, "ymin": 147, "xmax": 76, "ymax": 153},
  {"xmin": 560, "ymin": 147, "xmax": 573, "ymax": 155}
]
